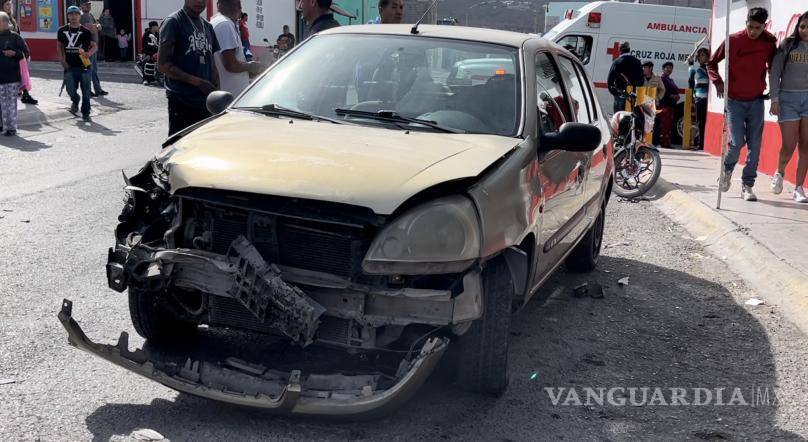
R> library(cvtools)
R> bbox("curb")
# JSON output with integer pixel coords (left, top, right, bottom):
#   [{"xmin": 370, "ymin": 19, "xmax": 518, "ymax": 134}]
[{"xmin": 652, "ymin": 178, "xmax": 808, "ymax": 336}]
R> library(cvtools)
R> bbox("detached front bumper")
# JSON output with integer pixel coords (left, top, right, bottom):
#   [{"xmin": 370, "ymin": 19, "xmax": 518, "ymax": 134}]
[{"xmin": 58, "ymin": 299, "xmax": 448, "ymax": 418}]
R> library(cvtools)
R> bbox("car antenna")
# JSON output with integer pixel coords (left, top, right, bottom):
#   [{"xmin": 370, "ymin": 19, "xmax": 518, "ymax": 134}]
[{"xmin": 411, "ymin": 0, "xmax": 440, "ymax": 35}]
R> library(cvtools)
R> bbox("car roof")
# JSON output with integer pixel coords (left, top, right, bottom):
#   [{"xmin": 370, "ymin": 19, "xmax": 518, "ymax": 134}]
[{"xmin": 318, "ymin": 24, "xmax": 540, "ymax": 48}]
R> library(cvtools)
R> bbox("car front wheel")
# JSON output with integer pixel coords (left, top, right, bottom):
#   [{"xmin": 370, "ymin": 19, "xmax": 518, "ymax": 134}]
[
  {"xmin": 565, "ymin": 204, "xmax": 606, "ymax": 273},
  {"xmin": 457, "ymin": 258, "xmax": 513, "ymax": 396}
]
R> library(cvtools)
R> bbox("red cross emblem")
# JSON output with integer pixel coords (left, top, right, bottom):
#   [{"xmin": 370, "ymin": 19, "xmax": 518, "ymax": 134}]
[{"xmin": 607, "ymin": 42, "xmax": 621, "ymax": 60}]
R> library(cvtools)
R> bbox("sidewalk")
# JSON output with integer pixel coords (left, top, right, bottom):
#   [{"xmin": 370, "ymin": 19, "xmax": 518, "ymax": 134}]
[
  {"xmin": 653, "ymin": 149, "xmax": 808, "ymax": 333},
  {"xmin": 28, "ymin": 61, "xmax": 140, "ymax": 83},
  {"xmin": 16, "ymin": 94, "xmax": 131, "ymax": 129}
]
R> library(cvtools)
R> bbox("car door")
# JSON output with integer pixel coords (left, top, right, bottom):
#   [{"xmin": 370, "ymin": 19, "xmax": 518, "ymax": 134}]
[
  {"xmin": 556, "ymin": 56, "xmax": 609, "ymax": 225},
  {"xmin": 531, "ymin": 51, "xmax": 588, "ymax": 287}
]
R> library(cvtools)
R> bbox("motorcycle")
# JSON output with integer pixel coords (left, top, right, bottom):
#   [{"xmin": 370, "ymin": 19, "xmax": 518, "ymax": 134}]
[
  {"xmin": 610, "ymin": 91, "xmax": 663, "ymax": 198},
  {"xmin": 134, "ymin": 53, "xmax": 163, "ymax": 87}
]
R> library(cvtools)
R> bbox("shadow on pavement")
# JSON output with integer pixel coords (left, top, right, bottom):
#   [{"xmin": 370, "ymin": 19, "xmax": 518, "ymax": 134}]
[
  {"xmin": 1, "ymin": 135, "xmax": 52, "ymax": 152},
  {"xmin": 74, "ymin": 120, "xmax": 122, "ymax": 136},
  {"xmin": 83, "ymin": 256, "xmax": 800, "ymax": 440}
]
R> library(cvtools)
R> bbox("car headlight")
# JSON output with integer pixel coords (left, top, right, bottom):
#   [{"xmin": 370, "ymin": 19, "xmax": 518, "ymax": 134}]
[{"xmin": 363, "ymin": 196, "xmax": 481, "ymax": 275}]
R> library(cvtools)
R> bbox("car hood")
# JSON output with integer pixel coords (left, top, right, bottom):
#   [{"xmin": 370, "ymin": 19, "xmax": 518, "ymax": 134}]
[{"xmin": 162, "ymin": 111, "xmax": 519, "ymax": 214}]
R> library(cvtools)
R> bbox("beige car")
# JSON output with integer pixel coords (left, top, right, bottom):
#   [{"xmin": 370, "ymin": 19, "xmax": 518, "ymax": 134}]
[{"xmin": 60, "ymin": 24, "xmax": 613, "ymax": 417}]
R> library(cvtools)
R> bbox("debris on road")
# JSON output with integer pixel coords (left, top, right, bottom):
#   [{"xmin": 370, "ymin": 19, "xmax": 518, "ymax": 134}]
[
  {"xmin": 582, "ymin": 353, "xmax": 606, "ymax": 366},
  {"xmin": 589, "ymin": 284, "xmax": 605, "ymax": 299},
  {"xmin": 0, "ymin": 378, "xmax": 15, "ymax": 385},
  {"xmin": 745, "ymin": 298, "xmax": 765, "ymax": 306},
  {"xmin": 131, "ymin": 428, "xmax": 165, "ymax": 441},
  {"xmin": 618, "ymin": 277, "xmax": 630, "ymax": 287},
  {"xmin": 605, "ymin": 241, "xmax": 631, "ymax": 249},
  {"xmin": 573, "ymin": 283, "xmax": 589, "ymax": 298}
]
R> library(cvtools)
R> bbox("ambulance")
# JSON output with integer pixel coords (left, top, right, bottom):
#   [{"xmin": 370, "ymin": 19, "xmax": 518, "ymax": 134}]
[
  {"xmin": 706, "ymin": 0, "xmax": 807, "ymax": 186},
  {"xmin": 545, "ymin": 1, "xmax": 711, "ymax": 144}
]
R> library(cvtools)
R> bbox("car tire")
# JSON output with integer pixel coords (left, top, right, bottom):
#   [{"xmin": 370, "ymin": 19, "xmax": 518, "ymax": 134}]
[
  {"xmin": 128, "ymin": 288, "xmax": 197, "ymax": 344},
  {"xmin": 565, "ymin": 204, "xmax": 606, "ymax": 273},
  {"xmin": 457, "ymin": 258, "xmax": 513, "ymax": 396}
]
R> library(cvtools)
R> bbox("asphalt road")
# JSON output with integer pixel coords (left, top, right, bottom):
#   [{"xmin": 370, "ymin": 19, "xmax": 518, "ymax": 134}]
[{"xmin": 1, "ymin": 79, "xmax": 807, "ymax": 441}]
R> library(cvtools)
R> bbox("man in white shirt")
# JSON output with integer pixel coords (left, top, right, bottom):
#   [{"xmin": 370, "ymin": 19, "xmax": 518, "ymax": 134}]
[{"xmin": 211, "ymin": 0, "xmax": 262, "ymax": 96}]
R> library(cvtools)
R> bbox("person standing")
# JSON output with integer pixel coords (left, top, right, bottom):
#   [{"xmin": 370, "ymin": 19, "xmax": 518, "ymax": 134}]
[
  {"xmin": 0, "ymin": 11, "xmax": 26, "ymax": 136},
  {"xmin": 688, "ymin": 48, "xmax": 711, "ymax": 151},
  {"xmin": 641, "ymin": 61, "xmax": 666, "ymax": 106},
  {"xmin": 607, "ymin": 42, "xmax": 643, "ymax": 114},
  {"xmin": 141, "ymin": 21, "xmax": 160, "ymax": 85},
  {"xmin": 239, "ymin": 12, "xmax": 252, "ymax": 61},
  {"xmin": 370, "ymin": 0, "xmax": 404, "ymax": 24},
  {"xmin": 298, "ymin": 0, "xmax": 339, "ymax": 38},
  {"xmin": 1, "ymin": 0, "xmax": 36, "ymax": 105},
  {"xmin": 276, "ymin": 25, "xmax": 295, "ymax": 50},
  {"xmin": 99, "ymin": 9, "xmax": 116, "ymax": 61},
  {"xmin": 709, "ymin": 7, "xmax": 777, "ymax": 202},
  {"xmin": 769, "ymin": 11, "xmax": 808, "ymax": 203},
  {"xmin": 158, "ymin": 0, "xmax": 220, "ymax": 135},
  {"xmin": 658, "ymin": 62, "xmax": 680, "ymax": 149},
  {"xmin": 212, "ymin": 0, "xmax": 262, "ymax": 96},
  {"xmin": 80, "ymin": 0, "xmax": 108, "ymax": 96},
  {"xmin": 117, "ymin": 29, "xmax": 130, "ymax": 61},
  {"xmin": 57, "ymin": 6, "xmax": 96, "ymax": 122}
]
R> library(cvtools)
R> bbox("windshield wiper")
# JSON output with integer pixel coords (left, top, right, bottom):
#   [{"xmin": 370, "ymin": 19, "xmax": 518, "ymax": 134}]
[
  {"xmin": 334, "ymin": 108, "xmax": 463, "ymax": 134},
  {"xmin": 237, "ymin": 104, "xmax": 343, "ymax": 124}
]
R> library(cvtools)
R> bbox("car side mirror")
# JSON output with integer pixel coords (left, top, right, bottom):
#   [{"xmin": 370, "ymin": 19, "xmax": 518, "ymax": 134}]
[
  {"xmin": 206, "ymin": 91, "xmax": 234, "ymax": 115},
  {"xmin": 540, "ymin": 122, "xmax": 601, "ymax": 152}
]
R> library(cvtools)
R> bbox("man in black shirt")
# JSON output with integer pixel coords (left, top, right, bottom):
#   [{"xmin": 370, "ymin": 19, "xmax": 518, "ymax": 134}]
[
  {"xmin": 606, "ymin": 41, "xmax": 643, "ymax": 114},
  {"xmin": 299, "ymin": 0, "xmax": 339, "ymax": 38},
  {"xmin": 57, "ymin": 6, "xmax": 96, "ymax": 122},
  {"xmin": 158, "ymin": 0, "xmax": 220, "ymax": 135},
  {"xmin": 276, "ymin": 25, "xmax": 295, "ymax": 50}
]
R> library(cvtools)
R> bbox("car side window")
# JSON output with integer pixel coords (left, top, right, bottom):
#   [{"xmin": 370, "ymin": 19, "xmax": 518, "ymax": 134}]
[
  {"xmin": 556, "ymin": 56, "xmax": 590, "ymax": 124},
  {"xmin": 574, "ymin": 62, "xmax": 599, "ymax": 122},
  {"xmin": 556, "ymin": 35, "xmax": 593, "ymax": 65},
  {"xmin": 535, "ymin": 52, "xmax": 572, "ymax": 135}
]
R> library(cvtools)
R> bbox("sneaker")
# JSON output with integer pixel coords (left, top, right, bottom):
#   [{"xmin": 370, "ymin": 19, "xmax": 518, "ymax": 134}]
[
  {"xmin": 795, "ymin": 187, "xmax": 808, "ymax": 203},
  {"xmin": 69, "ymin": 103, "xmax": 79, "ymax": 115},
  {"xmin": 719, "ymin": 168, "xmax": 733, "ymax": 192},
  {"xmin": 142, "ymin": 80, "xmax": 149, "ymax": 85},
  {"xmin": 4, "ymin": 130, "xmax": 15, "ymax": 137},
  {"xmin": 97, "ymin": 90, "xmax": 109, "ymax": 96},
  {"xmin": 82, "ymin": 114, "xmax": 92, "ymax": 123},
  {"xmin": 742, "ymin": 185, "xmax": 758, "ymax": 202},
  {"xmin": 771, "ymin": 172, "xmax": 784, "ymax": 195}
]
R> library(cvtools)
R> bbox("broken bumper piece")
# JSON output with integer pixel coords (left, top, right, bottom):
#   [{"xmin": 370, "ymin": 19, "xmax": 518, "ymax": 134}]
[{"xmin": 58, "ymin": 299, "xmax": 448, "ymax": 418}]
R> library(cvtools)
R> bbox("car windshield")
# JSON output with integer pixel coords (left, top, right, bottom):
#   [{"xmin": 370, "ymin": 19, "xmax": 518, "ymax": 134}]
[{"xmin": 234, "ymin": 34, "xmax": 522, "ymax": 136}]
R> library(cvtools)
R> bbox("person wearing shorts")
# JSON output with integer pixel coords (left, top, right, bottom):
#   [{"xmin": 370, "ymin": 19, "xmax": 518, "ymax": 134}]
[{"xmin": 769, "ymin": 11, "xmax": 808, "ymax": 203}]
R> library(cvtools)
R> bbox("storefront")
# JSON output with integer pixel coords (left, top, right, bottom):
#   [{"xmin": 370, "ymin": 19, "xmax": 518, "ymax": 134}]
[{"xmin": 11, "ymin": 0, "xmax": 297, "ymax": 62}]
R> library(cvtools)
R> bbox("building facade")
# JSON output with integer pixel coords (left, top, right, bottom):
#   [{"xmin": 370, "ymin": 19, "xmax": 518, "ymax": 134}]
[{"xmin": 9, "ymin": 0, "xmax": 298, "ymax": 62}]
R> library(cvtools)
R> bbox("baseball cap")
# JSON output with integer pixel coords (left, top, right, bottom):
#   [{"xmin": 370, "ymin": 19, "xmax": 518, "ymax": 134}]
[{"xmin": 67, "ymin": 6, "xmax": 81, "ymax": 14}]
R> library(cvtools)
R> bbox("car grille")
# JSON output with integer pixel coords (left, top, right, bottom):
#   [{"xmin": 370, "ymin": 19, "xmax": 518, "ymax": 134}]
[
  {"xmin": 179, "ymin": 192, "xmax": 377, "ymax": 280},
  {"xmin": 209, "ymin": 296, "xmax": 352, "ymax": 345}
]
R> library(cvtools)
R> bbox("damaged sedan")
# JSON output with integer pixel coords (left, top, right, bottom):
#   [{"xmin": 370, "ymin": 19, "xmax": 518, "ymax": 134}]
[{"xmin": 60, "ymin": 24, "xmax": 613, "ymax": 417}]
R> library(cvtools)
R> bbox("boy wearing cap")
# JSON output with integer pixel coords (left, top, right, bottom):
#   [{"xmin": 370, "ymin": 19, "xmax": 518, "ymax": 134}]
[
  {"xmin": 58, "ymin": 5, "xmax": 96, "ymax": 122},
  {"xmin": 298, "ymin": 0, "xmax": 340, "ymax": 37}
]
